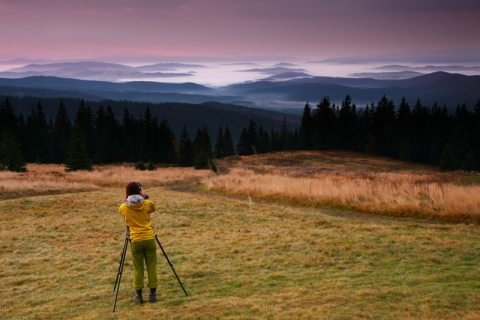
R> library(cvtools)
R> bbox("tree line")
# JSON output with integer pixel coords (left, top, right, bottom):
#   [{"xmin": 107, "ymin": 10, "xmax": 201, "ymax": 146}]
[
  {"xmin": 0, "ymin": 98, "xmax": 219, "ymax": 171},
  {"xmin": 0, "ymin": 97, "xmax": 293, "ymax": 172},
  {"xmin": 233, "ymin": 94, "xmax": 480, "ymax": 171},
  {"xmin": 294, "ymin": 95, "xmax": 480, "ymax": 171},
  {"xmin": 1, "ymin": 94, "xmax": 480, "ymax": 172}
]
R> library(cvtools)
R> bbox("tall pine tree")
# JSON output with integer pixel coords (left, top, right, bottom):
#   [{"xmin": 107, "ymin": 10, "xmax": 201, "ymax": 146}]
[
  {"xmin": 53, "ymin": 101, "xmax": 72, "ymax": 163},
  {"xmin": 65, "ymin": 126, "xmax": 93, "ymax": 171},
  {"xmin": 193, "ymin": 127, "xmax": 214, "ymax": 170},
  {"xmin": 178, "ymin": 125, "xmax": 194, "ymax": 167}
]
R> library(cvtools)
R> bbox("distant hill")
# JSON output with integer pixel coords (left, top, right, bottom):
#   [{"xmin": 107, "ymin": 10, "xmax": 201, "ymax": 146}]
[
  {"xmin": 349, "ymin": 71, "xmax": 423, "ymax": 80},
  {"xmin": 0, "ymin": 76, "xmax": 211, "ymax": 93},
  {"xmin": 0, "ymin": 61, "xmax": 199, "ymax": 81},
  {"xmin": 0, "ymin": 71, "xmax": 479, "ymax": 112},
  {"xmin": 220, "ymin": 72, "xmax": 480, "ymax": 109}
]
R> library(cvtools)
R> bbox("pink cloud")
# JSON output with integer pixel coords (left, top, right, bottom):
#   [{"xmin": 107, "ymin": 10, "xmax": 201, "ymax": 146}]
[{"xmin": 0, "ymin": 0, "xmax": 478, "ymax": 61}]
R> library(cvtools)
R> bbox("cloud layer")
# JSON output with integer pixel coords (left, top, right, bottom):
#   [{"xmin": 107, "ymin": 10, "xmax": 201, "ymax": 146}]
[{"xmin": 0, "ymin": 0, "xmax": 479, "ymax": 61}]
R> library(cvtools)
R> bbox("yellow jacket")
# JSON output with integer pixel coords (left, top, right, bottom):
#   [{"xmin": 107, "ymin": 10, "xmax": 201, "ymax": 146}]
[{"xmin": 119, "ymin": 195, "xmax": 156, "ymax": 242}]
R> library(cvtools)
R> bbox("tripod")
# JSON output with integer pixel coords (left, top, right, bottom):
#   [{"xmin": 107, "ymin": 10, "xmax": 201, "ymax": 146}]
[
  {"xmin": 113, "ymin": 227, "xmax": 130, "ymax": 312},
  {"xmin": 113, "ymin": 228, "xmax": 188, "ymax": 312},
  {"xmin": 155, "ymin": 234, "xmax": 189, "ymax": 297}
]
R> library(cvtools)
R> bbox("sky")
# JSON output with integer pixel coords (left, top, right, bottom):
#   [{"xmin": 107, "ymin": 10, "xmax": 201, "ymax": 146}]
[{"xmin": 0, "ymin": 0, "xmax": 480, "ymax": 63}]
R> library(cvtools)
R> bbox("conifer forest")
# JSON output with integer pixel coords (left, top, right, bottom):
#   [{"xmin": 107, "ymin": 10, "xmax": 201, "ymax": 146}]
[{"xmin": 1, "ymin": 94, "xmax": 479, "ymax": 172}]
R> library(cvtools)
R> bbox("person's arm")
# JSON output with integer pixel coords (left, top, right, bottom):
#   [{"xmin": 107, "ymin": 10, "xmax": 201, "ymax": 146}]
[
  {"xmin": 143, "ymin": 198, "xmax": 155, "ymax": 213},
  {"xmin": 119, "ymin": 204, "xmax": 126, "ymax": 218}
]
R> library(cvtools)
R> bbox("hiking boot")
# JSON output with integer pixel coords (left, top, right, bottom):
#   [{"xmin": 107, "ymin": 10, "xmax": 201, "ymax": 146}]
[
  {"xmin": 133, "ymin": 289, "xmax": 144, "ymax": 304},
  {"xmin": 148, "ymin": 288, "xmax": 157, "ymax": 303}
]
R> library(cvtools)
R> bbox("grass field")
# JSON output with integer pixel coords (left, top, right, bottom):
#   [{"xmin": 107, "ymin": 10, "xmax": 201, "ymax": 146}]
[
  {"xmin": 0, "ymin": 152, "xmax": 479, "ymax": 319},
  {"xmin": 207, "ymin": 151, "xmax": 480, "ymax": 224}
]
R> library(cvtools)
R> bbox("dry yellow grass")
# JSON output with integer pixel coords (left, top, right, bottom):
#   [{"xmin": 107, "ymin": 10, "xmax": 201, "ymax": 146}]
[
  {"xmin": 0, "ymin": 163, "xmax": 214, "ymax": 199},
  {"xmin": 205, "ymin": 151, "xmax": 480, "ymax": 224}
]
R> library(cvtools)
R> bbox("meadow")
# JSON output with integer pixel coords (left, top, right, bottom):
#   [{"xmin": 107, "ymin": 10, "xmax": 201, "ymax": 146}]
[
  {"xmin": 0, "ymin": 151, "xmax": 479, "ymax": 319},
  {"xmin": 206, "ymin": 151, "xmax": 480, "ymax": 224}
]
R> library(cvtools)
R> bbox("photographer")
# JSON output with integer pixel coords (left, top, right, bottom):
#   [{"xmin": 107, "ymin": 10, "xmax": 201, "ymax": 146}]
[{"xmin": 119, "ymin": 182, "xmax": 158, "ymax": 304}]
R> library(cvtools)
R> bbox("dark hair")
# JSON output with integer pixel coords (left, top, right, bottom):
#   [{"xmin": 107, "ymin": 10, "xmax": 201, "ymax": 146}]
[{"xmin": 126, "ymin": 182, "xmax": 142, "ymax": 196}]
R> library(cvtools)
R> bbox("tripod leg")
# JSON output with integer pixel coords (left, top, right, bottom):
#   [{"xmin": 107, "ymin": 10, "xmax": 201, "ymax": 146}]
[
  {"xmin": 113, "ymin": 237, "xmax": 128, "ymax": 312},
  {"xmin": 155, "ymin": 235, "xmax": 188, "ymax": 296},
  {"xmin": 114, "ymin": 236, "xmax": 128, "ymax": 292}
]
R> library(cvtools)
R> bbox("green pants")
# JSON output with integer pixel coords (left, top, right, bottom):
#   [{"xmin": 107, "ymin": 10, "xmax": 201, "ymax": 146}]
[{"xmin": 130, "ymin": 239, "xmax": 158, "ymax": 290}]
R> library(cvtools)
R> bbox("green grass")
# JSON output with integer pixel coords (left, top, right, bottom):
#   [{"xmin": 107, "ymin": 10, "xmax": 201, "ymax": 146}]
[{"xmin": 0, "ymin": 184, "xmax": 479, "ymax": 319}]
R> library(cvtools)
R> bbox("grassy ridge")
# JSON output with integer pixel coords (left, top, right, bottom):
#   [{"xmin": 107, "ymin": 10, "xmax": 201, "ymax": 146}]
[
  {"xmin": 1, "ymin": 185, "xmax": 479, "ymax": 319},
  {"xmin": 207, "ymin": 151, "xmax": 480, "ymax": 224}
]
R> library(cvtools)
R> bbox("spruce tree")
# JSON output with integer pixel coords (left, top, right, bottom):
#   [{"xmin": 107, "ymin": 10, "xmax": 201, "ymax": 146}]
[
  {"xmin": 103, "ymin": 105, "xmax": 122, "ymax": 163},
  {"xmin": 313, "ymin": 96, "xmax": 336, "ymax": 150},
  {"xmin": 193, "ymin": 127, "xmax": 214, "ymax": 170},
  {"xmin": 247, "ymin": 118, "xmax": 258, "ymax": 154},
  {"xmin": 25, "ymin": 102, "xmax": 52, "ymax": 163},
  {"xmin": 257, "ymin": 126, "xmax": 271, "ymax": 154},
  {"xmin": 74, "ymin": 100, "xmax": 96, "ymax": 162},
  {"xmin": 214, "ymin": 126, "xmax": 225, "ymax": 159},
  {"xmin": 0, "ymin": 98, "xmax": 18, "ymax": 135},
  {"xmin": 223, "ymin": 126, "xmax": 235, "ymax": 157},
  {"xmin": 371, "ymin": 95, "xmax": 396, "ymax": 156},
  {"xmin": 121, "ymin": 108, "xmax": 137, "ymax": 162},
  {"xmin": 65, "ymin": 127, "xmax": 93, "ymax": 171},
  {"xmin": 410, "ymin": 99, "xmax": 430, "ymax": 163},
  {"xmin": 95, "ymin": 105, "xmax": 108, "ymax": 163},
  {"xmin": 396, "ymin": 97, "xmax": 412, "ymax": 160},
  {"xmin": 299, "ymin": 102, "xmax": 313, "ymax": 149},
  {"xmin": 138, "ymin": 107, "xmax": 155, "ymax": 163},
  {"xmin": 356, "ymin": 103, "xmax": 374, "ymax": 153},
  {"xmin": 472, "ymin": 100, "xmax": 480, "ymax": 168},
  {"xmin": 0, "ymin": 128, "xmax": 26, "ymax": 172},
  {"xmin": 0, "ymin": 98, "xmax": 26, "ymax": 171},
  {"xmin": 178, "ymin": 126, "xmax": 194, "ymax": 167},
  {"xmin": 427, "ymin": 103, "xmax": 450, "ymax": 166},
  {"xmin": 157, "ymin": 119, "xmax": 178, "ymax": 164},
  {"xmin": 53, "ymin": 101, "xmax": 72, "ymax": 164},
  {"xmin": 337, "ymin": 95, "xmax": 357, "ymax": 150},
  {"xmin": 236, "ymin": 127, "xmax": 250, "ymax": 155}
]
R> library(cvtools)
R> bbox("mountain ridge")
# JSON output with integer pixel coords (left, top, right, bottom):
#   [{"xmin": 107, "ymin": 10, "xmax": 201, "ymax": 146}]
[{"xmin": 0, "ymin": 71, "xmax": 478, "ymax": 111}]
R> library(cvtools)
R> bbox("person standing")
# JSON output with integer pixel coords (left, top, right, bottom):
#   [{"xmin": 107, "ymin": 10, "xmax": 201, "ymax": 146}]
[{"xmin": 119, "ymin": 182, "xmax": 158, "ymax": 303}]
